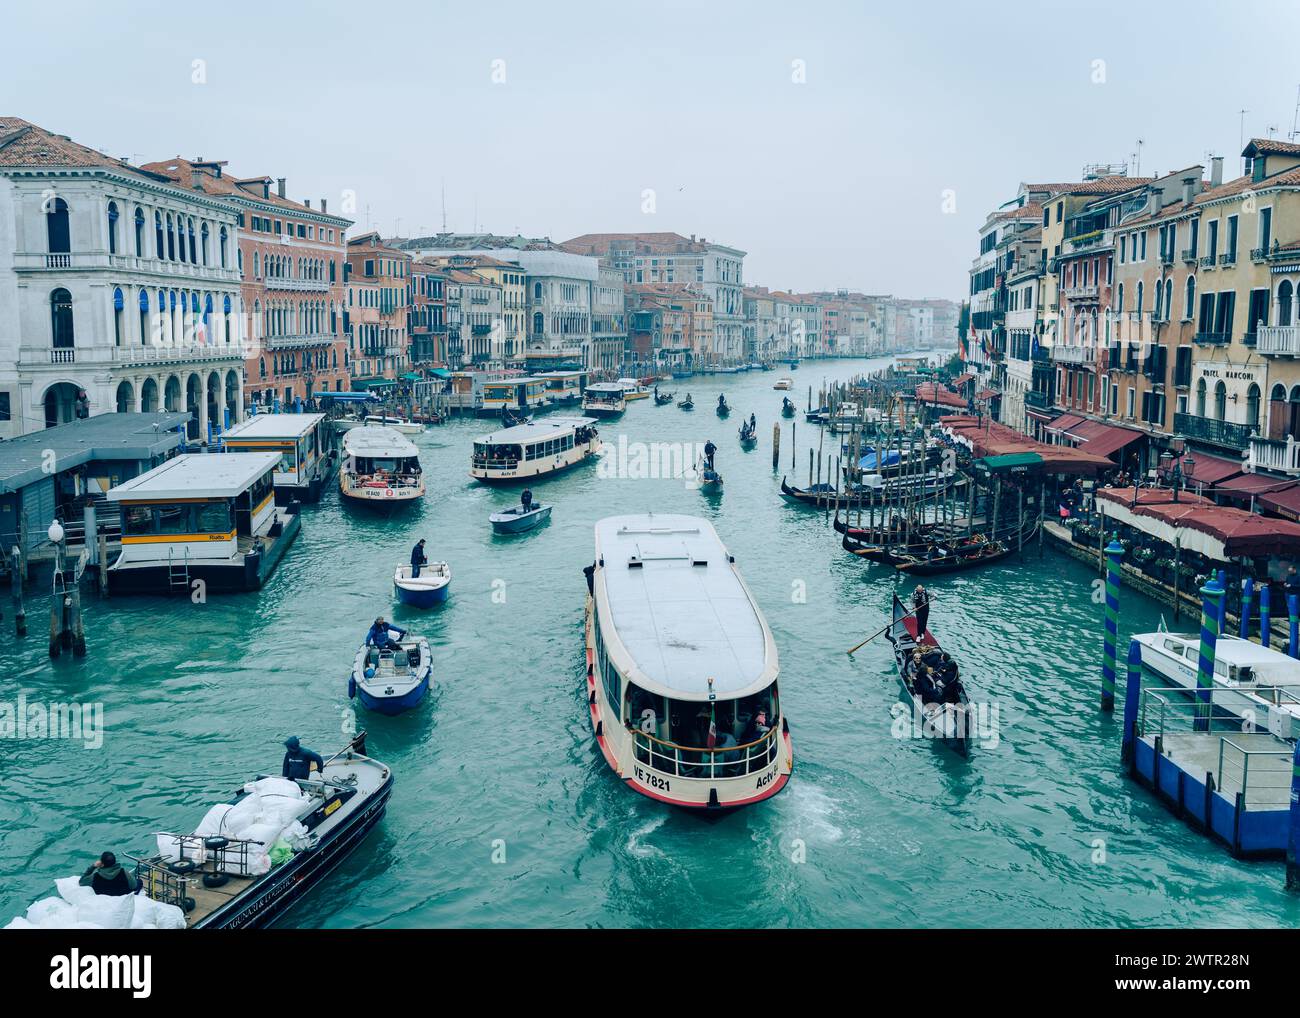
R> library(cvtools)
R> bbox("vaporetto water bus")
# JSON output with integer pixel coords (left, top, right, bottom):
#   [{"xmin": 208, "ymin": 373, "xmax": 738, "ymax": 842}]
[
  {"xmin": 616, "ymin": 378, "xmax": 651, "ymax": 401},
  {"xmin": 105, "ymin": 452, "xmax": 300, "ymax": 594},
  {"xmin": 220, "ymin": 412, "xmax": 336, "ymax": 505},
  {"xmin": 581, "ymin": 382, "xmax": 627, "ymax": 417},
  {"xmin": 537, "ymin": 370, "xmax": 589, "ymax": 406},
  {"xmin": 479, "ymin": 376, "xmax": 548, "ymax": 417},
  {"xmin": 584, "ymin": 514, "xmax": 793, "ymax": 810},
  {"xmin": 470, "ymin": 417, "xmax": 600, "ymax": 484},
  {"xmin": 340, "ymin": 426, "xmax": 425, "ymax": 507}
]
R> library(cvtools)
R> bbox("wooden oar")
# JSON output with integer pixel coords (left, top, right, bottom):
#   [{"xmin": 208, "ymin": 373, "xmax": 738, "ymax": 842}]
[{"xmin": 846, "ymin": 595, "xmax": 935, "ymax": 655}]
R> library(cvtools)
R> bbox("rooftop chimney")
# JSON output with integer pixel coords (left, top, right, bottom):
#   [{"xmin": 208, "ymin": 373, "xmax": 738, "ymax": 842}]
[
  {"xmin": 277, "ymin": 177, "xmax": 286, "ymax": 199},
  {"xmin": 262, "ymin": 180, "xmax": 270, "ymax": 200},
  {"xmin": 321, "ymin": 198, "xmax": 327, "ymax": 213},
  {"xmin": 304, "ymin": 198, "xmax": 311, "ymax": 209},
  {"xmin": 1182, "ymin": 176, "xmax": 1195, "ymax": 206},
  {"xmin": 1210, "ymin": 156, "xmax": 1224, "ymax": 188}
]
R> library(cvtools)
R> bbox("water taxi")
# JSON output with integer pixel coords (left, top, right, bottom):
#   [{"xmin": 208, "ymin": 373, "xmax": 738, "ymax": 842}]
[
  {"xmin": 616, "ymin": 378, "xmax": 651, "ymax": 401},
  {"xmin": 773, "ymin": 377, "xmax": 793, "ymax": 391},
  {"xmin": 105, "ymin": 452, "xmax": 299, "ymax": 595},
  {"xmin": 394, "ymin": 561, "xmax": 451, "ymax": 608},
  {"xmin": 537, "ymin": 370, "xmax": 589, "ymax": 406},
  {"xmin": 221, "ymin": 413, "xmax": 336, "ymax": 505},
  {"xmin": 479, "ymin": 377, "xmax": 548, "ymax": 418},
  {"xmin": 471, "ymin": 417, "xmax": 600, "ymax": 484},
  {"xmin": 581, "ymin": 382, "xmax": 627, "ymax": 418},
  {"xmin": 1134, "ymin": 629, "xmax": 1300, "ymax": 739},
  {"xmin": 340, "ymin": 427, "xmax": 425, "ymax": 507},
  {"xmin": 584, "ymin": 514, "xmax": 793, "ymax": 809},
  {"xmin": 361, "ymin": 413, "xmax": 423, "ymax": 435}
]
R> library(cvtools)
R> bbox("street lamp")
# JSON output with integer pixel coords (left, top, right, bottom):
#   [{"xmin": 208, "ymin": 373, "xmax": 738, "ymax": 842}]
[{"xmin": 1159, "ymin": 436, "xmax": 1195, "ymax": 503}]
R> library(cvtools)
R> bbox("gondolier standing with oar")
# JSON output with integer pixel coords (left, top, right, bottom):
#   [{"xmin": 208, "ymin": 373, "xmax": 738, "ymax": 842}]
[{"xmin": 912, "ymin": 585, "xmax": 930, "ymax": 639}]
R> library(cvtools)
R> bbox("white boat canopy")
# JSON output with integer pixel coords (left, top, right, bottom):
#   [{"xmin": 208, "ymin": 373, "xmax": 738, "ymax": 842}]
[
  {"xmin": 106, "ymin": 452, "xmax": 280, "ymax": 501},
  {"xmin": 342, "ymin": 426, "xmax": 418, "ymax": 458},
  {"xmin": 477, "ymin": 417, "xmax": 597, "ymax": 445},
  {"xmin": 593, "ymin": 513, "xmax": 778, "ymax": 702},
  {"xmin": 223, "ymin": 413, "xmax": 325, "ymax": 441}
]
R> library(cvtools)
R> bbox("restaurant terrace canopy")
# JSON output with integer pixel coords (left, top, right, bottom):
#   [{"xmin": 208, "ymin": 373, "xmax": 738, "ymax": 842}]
[
  {"xmin": 1096, "ymin": 486, "xmax": 1300, "ymax": 559},
  {"xmin": 915, "ymin": 383, "xmax": 967, "ymax": 408},
  {"xmin": 940, "ymin": 415, "xmax": 1114, "ymax": 476}
]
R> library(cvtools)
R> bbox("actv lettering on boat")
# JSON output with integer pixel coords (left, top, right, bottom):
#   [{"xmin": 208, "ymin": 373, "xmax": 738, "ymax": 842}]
[{"xmin": 584, "ymin": 513, "xmax": 794, "ymax": 810}]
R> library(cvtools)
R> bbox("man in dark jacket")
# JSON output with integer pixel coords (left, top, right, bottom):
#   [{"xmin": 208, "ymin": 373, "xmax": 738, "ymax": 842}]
[
  {"xmin": 282, "ymin": 736, "xmax": 325, "ymax": 780},
  {"xmin": 912, "ymin": 585, "xmax": 930, "ymax": 638},
  {"xmin": 704, "ymin": 440, "xmax": 717, "ymax": 470},
  {"xmin": 80, "ymin": 852, "xmax": 139, "ymax": 896},
  {"xmin": 366, "ymin": 616, "xmax": 406, "ymax": 651},
  {"xmin": 410, "ymin": 538, "xmax": 428, "ymax": 578}
]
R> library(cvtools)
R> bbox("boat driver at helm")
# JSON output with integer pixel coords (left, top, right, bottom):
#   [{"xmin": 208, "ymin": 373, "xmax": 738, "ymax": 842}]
[{"xmin": 366, "ymin": 616, "xmax": 407, "ymax": 653}]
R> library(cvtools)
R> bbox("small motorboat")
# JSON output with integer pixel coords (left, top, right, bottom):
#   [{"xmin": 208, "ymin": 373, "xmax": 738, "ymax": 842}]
[
  {"xmin": 490, "ymin": 502, "xmax": 552, "ymax": 534},
  {"xmin": 363, "ymin": 414, "xmax": 424, "ymax": 435},
  {"xmin": 789, "ymin": 359, "xmax": 800, "ymax": 370},
  {"xmin": 739, "ymin": 421, "xmax": 758, "ymax": 448},
  {"xmin": 654, "ymin": 390, "xmax": 675, "ymax": 406},
  {"xmin": 773, "ymin": 378, "xmax": 793, "ymax": 391},
  {"xmin": 678, "ymin": 397, "xmax": 695, "ymax": 411},
  {"xmin": 393, "ymin": 561, "xmax": 451, "ymax": 608},
  {"xmin": 781, "ymin": 397, "xmax": 796, "ymax": 418},
  {"xmin": 349, "ymin": 635, "xmax": 433, "ymax": 715}
]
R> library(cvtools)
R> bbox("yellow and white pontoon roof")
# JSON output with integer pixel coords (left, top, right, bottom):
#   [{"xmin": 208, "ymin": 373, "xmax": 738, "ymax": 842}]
[
  {"xmin": 106, "ymin": 452, "xmax": 280, "ymax": 501},
  {"xmin": 222, "ymin": 413, "xmax": 325, "ymax": 441}
]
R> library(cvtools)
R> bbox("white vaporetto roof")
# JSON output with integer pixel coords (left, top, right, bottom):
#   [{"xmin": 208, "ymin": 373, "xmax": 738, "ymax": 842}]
[
  {"xmin": 593, "ymin": 514, "xmax": 777, "ymax": 701},
  {"xmin": 107, "ymin": 452, "xmax": 280, "ymax": 501},
  {"xmin": 476, "ymin": 417, "xmax": 597, "ymax": 445},
  {"xmin": 342, "ymin": 426, "xmax": 418, "ymax": 457},
  {"xmin": 222, "ymin": 413, "xmax": 325, "ymax": 441}
]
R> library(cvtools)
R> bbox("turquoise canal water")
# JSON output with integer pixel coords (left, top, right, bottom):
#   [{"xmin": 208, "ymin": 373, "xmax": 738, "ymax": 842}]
[{"xmin": 4, "ymin": 355, "xmax": 1300, "ymax": 928}]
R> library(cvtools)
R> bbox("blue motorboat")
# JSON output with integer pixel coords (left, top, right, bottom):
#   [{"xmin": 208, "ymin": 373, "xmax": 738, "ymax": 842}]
[
  {"xmin": 393, "ymin": 562, "xmax": 451, "ymax": 608},
  {"xmin": 490, "ymin": 502, "xmax": 552, "ymax": 534},
  {"xmin": 349, "ymin": 635, "xmax": 433, "ymax": 715}
]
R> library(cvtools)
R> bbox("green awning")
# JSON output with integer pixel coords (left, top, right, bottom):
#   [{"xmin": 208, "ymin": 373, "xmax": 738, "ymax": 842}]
[
  {"xmin": 401, "ymin": 372, "xmax": 421, "ymax": 381},
  {"xmin": 429, "ymin": 368, "xmax": 452, "ymax": 379},
  {"xmin": 976, "ymin": 453, "xmax": 1043, "ymax": 473},
  {"xmin": 351, "ymin": 377, "xmax": 398, "ymax": 390}
]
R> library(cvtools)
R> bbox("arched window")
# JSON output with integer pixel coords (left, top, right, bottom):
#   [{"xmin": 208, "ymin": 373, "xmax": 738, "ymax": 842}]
[
  {"xmin": 1214, "ymin": 380, "xmax": 1227, "ymax": 421},
  {"xmin": 253, "ymin": 251, "xmax": 260, "ymax": 277},
  {"xmin": 166, "ymin": 213, "xmax": 176, "ymax": 261},
  {"xmin": 154, "ymin": 212, "xmax": 164, "ymax": 258},
  {"xmin": 1116, "ymin": 282, "xmax": 1124, "ymax": 314},
  {"xmin": 200, "ymin": 223, "xmax": 210, "ymax": 265},
  {"xmin": 112, "ymin": 286, "xmax": 124, "ymax": 346},
  {"xmin": 533, "ymin": 281, "xmax": 542, "ymax": 300},
  {"xmin": 1153, "ymin": 281, "xmax": 1163, "ymax": 321},
  {"xmin": 219, "ymin": 227, "xmax": 229, "ymax": 269},
  {"xmin": 532, "ymin": 311, "xmax": 544, "ymax": 334},
  {"xmin": 1279, "ymin": 280, "xmax": 1294, "ymax": 327},
  {"xmin": 138, "ymin": 288, "xmax": 151, "ymax": 344},
  {"xmin": 187, "ymin": 218, "xmax": 197, "ymax": 263},
  {"xmin": 1196, "ymin": 377, "xmax": 1207, "ymax": 417},
  {"xmin": 46, "ymin": 197, "xmax": 70, "ymax": 253},
  {"xmin": 1163, "ymin": 280, "xmax": 1173, "ymax": 321},
  {"xmin": 134, "ymin": 207, "xmax": 145, "ymax": 256},
  {"xmin": 50, "ymin": 288, "xmax": 74, "ymax": 348},
  {"xmin": 1247, "ymin": 383, "xmax": 1261, "ymax": 432},
  {"xmin": 1185, "ymin": 276, "xmax": 1196, "ymax": 320},
  {"xmin": 107, "ymin": 201, "xmax": 119, "ymax": 254},
  {"xmin": 1135, "ymin": 281, "xmax": 1144, "ymax": 315}
]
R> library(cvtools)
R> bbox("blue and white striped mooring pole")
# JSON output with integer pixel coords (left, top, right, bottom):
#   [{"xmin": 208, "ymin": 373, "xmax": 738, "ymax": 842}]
[
  {"xmin": 1101, "ymin": 538, "xmax": 1123, "ymax": 713},
  {"xmin": 1217, "ymin": 569, "xmax": 1228, "ymax": 635},
  {"xmin": 1261, "ymin": 582, "xmax": 1272, "ymax": 650},
  {"xmin": 1196, "ymin": 578, "xmax": 1225, "ymax": 733},
  {"xmin": 1121, "ymin": 638, "xmax": 1142, "ymax": 767},
  {"xmin": 1239, "ymin": 577, "xmax": 1254, "ymax": 639},
  {"xmin": 1287, "ymin": 739, "xmax": 1300, "ymax": 891},
  {"xmin": 1289, "ymin": 593, "xmax": 1299, "ymax": 659}
]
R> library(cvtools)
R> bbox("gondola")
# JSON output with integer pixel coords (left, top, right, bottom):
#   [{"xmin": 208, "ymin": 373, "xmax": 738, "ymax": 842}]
[
  {"xmin": 778, "ymin": 475, "xmax": 925, "ymax": 509},
  {"xmin": 716, "ymin": 398, "xmax": 731, "ymax": 418},
  {"xmin": 500, "ymin": 407, "xmax": 532, "ymax": 428},
  {"xmin": 781, "ymin": 398, "xmax": 796, "ymax": 418},
  {"xmin": 654, "ymin": 391, "xmax": 675, "ymax": 406},
  {"xmin": 738, "ymin": 421, "xmax": 758, "ymax": 448},
  {"xmin": 891, "ymin": 523, "xmax": 1037, "ymax": 575},
  {"xmin": 885, "ymin": 593, "xmax": 972, "ymax": 758},
  {"xmin": 832, "ymin": 514, "xmax": 942, "ymax": 564},
  {"xmin": 678, "ymin": 398, "xmax": 695, "ymax": 410}
]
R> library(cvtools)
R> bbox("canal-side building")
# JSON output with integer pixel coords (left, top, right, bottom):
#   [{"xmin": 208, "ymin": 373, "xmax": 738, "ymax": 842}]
[
  {"xmin": 141, "ymin": 159, "xmax": 353, "ymax": 409},
  {"xmin": 0, "ymin": 118, "xmax": 246, "ymax": 441},
  {"xmin": 442, "ymin": 266, "xmax": 502, "ymax": 368},
  {"xmin": 408, "ymin": 261, "xmax": 447, "ymax": 368},
  {"xmin": 1003, "ymin": 226, "xmax": 1042, "ymax": 434},
  {"xmin": 345, "ymin": 232, "xmax": 410, "ymax": 389},
  {"xmin": 589, "ymin": 262, "xmax": 627, "ymax": 372},
  {"xmin": 560, "ymin": 232, "xmax": 746, "ymax": 367},
  {"xmin": 417, "ymin": 253, "xmax": 525, "ymax": 367},
  {"xmin": 743, "ymin": 287, "xmax": 778, "ymax": 363}
]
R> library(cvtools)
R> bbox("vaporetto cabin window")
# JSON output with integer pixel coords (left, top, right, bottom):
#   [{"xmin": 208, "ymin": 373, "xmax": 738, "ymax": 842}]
[{"xmin": 123, "ymin": 502, "xmax": 232, "ymax": 537}]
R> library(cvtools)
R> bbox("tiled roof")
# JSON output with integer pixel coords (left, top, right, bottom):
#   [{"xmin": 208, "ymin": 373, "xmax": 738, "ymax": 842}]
[
  {"xmin": 992, "ymin": 202, "xmax": 1042, "ymax": 222},
  {"xmin": 0, "ymin": 116, "xmax": 169, "ymax": 183},
  {"xmin": 1244, "ymin": 137, "xmax": 1300, "ymax": 158},
  {"xmin": 561, "ymin": 232, "xmax": 744, "ymax": 256},
  {"xmin": 140, "ymin": 156, "xmax": 351, "ymax": 224}
]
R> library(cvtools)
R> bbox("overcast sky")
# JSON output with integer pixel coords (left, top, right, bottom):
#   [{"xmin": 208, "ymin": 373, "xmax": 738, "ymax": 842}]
[{"xmin": 5, "ymin": 0, "xmax": 1298, "ymax": 300}]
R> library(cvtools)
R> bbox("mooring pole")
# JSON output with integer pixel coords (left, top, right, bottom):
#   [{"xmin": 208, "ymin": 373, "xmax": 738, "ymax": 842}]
[
  {"xmin": 1287, "ymin": 737, "xmax": 1300, "ymax": 891},
  {"xmin": 1239, "ymin": 577, "xmax": 1254, "ymax": 639},
  {"xmin": 1195, "ymin": 578, "xmax": 1225, "ymax": 733},
  {"xmin": 1121, "ymin": 638, "xmax": 1142, "ymax": 766},
  {"xmin": 771, "ymin": 423, "xmax": 780, "ymax": 471},
  {"xmin": 10, "ymin": 545, "xmax": 24, "ymax": 637},
  {"xmin": 1289, "ymin": 593, "xmax": 1299, "ymax": 659},
  {"xmin": 1217, "ymin": 568, "xmax": 1228, "ymax": 635},
  {"xmin": 1102, "ymin": 537, "xmax": 1123, "ymax": 712},
  {"xmin": 1261, "ymin": 582, "xmax": 1272, "ymax": 649}
]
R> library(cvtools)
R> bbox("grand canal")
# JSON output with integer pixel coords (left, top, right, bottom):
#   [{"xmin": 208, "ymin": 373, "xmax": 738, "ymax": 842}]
[{"xmin": 4, "ymin": 354, "xmax": 1300, "ymax": 928}]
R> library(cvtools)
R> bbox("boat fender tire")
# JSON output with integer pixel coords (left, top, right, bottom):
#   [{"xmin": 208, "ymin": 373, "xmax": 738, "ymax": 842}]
[{"xmin": 348, "ymin": 676, "xmax": 357, "ymax": 699}]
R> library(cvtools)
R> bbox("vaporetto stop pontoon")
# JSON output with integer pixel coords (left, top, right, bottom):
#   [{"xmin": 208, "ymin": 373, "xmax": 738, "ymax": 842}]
[
  {"xmin": 221, "ymin": 412, "xmax": 336, "ymax": 505},
  {"xmin": 584, "ymin": 514, "xmax": 793, "ymax": 810}
]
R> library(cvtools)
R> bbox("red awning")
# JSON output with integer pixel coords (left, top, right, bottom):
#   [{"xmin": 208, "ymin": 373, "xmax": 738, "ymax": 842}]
[
  {"xmin": 1213, "ymin": 473, "xmax": 1298, "ymax": 499},
  {"xmin": 953, "ymin": 373, "xmax": 974, "ymax": 385},
  {"xmin": 938, "ymin": 414, "xmax": 1114, "ymax": 476},
  {"xmin": 975, "ymin": 388, "xmax": 999, "ymax": 400},
  {"xmin": 1067, "ymin": 421, "xmax": 1144, "ymax": 459},
  {"xmin": 1259, "ymin": 486, "xmax": 1300, "ymax": 521},
  {"xmin": 1044, "ymin": 412, "xmax": 1086, "ymax": 433},
  {"xmin": 1096, "ymin": 486, "xmax": 1214, "ymax": 509},
  {"xmin": 1184, "ymin": 452, "xmax": 1245, "ymax": 486},
  {"xmin": 915, "ymin": 383, "xmax": 966, "ymax": 408}
]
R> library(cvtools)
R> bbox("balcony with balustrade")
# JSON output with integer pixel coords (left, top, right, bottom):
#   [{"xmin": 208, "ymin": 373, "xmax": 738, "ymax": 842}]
[
  {"xmin": 264, "ymin": 277, "xmax": 331, "ymax": 293},
  {"xmin": 265, "ymin": 332, "xmax": 336, "ymax": 350},
  {"xmin": 1051, "ymin": 344, "xmax": 1097, "ymax": 365},
  {"xmin": 1173, "ymin": 411, "xmax": 1255, "ymax": 451},
  {"xmin": 1248, "ymin": 434, "xmax": 1300, "ymax": 475},
  {"xmin": 1257, "ymin": 325, "xmax": 1300, "ymax": 357}
]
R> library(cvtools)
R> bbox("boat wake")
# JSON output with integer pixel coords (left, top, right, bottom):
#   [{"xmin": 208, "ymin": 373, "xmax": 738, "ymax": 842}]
[{"xmin": 626, "ymin": 815, "xmax": 669, "ymax": 858}]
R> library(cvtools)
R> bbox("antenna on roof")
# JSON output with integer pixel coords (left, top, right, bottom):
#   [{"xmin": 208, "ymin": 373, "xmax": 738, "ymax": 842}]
[
  {"xmin": 440, "ymin": 179, "xmax": 447, "ymax": 233},
  {"xmin": 1132, "ymin": 138, "xmax": 1144, "ymax": 177},
  {"xmin": 1239, "ymin": 108, "xmax": 1250, "ymax": 172},
  {"xmin": 1290, "ymin": 85, "xmax": 1300, "ymax": 142}
]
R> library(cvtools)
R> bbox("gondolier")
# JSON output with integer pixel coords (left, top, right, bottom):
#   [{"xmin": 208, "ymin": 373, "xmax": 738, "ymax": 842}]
[
  {"xmin": 912, "ymin": 585, "xmax": 930, "ymax": 637},
  {"xmin": 704, "ymin": 440, "xmax": 717, "ymax": 470}
]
